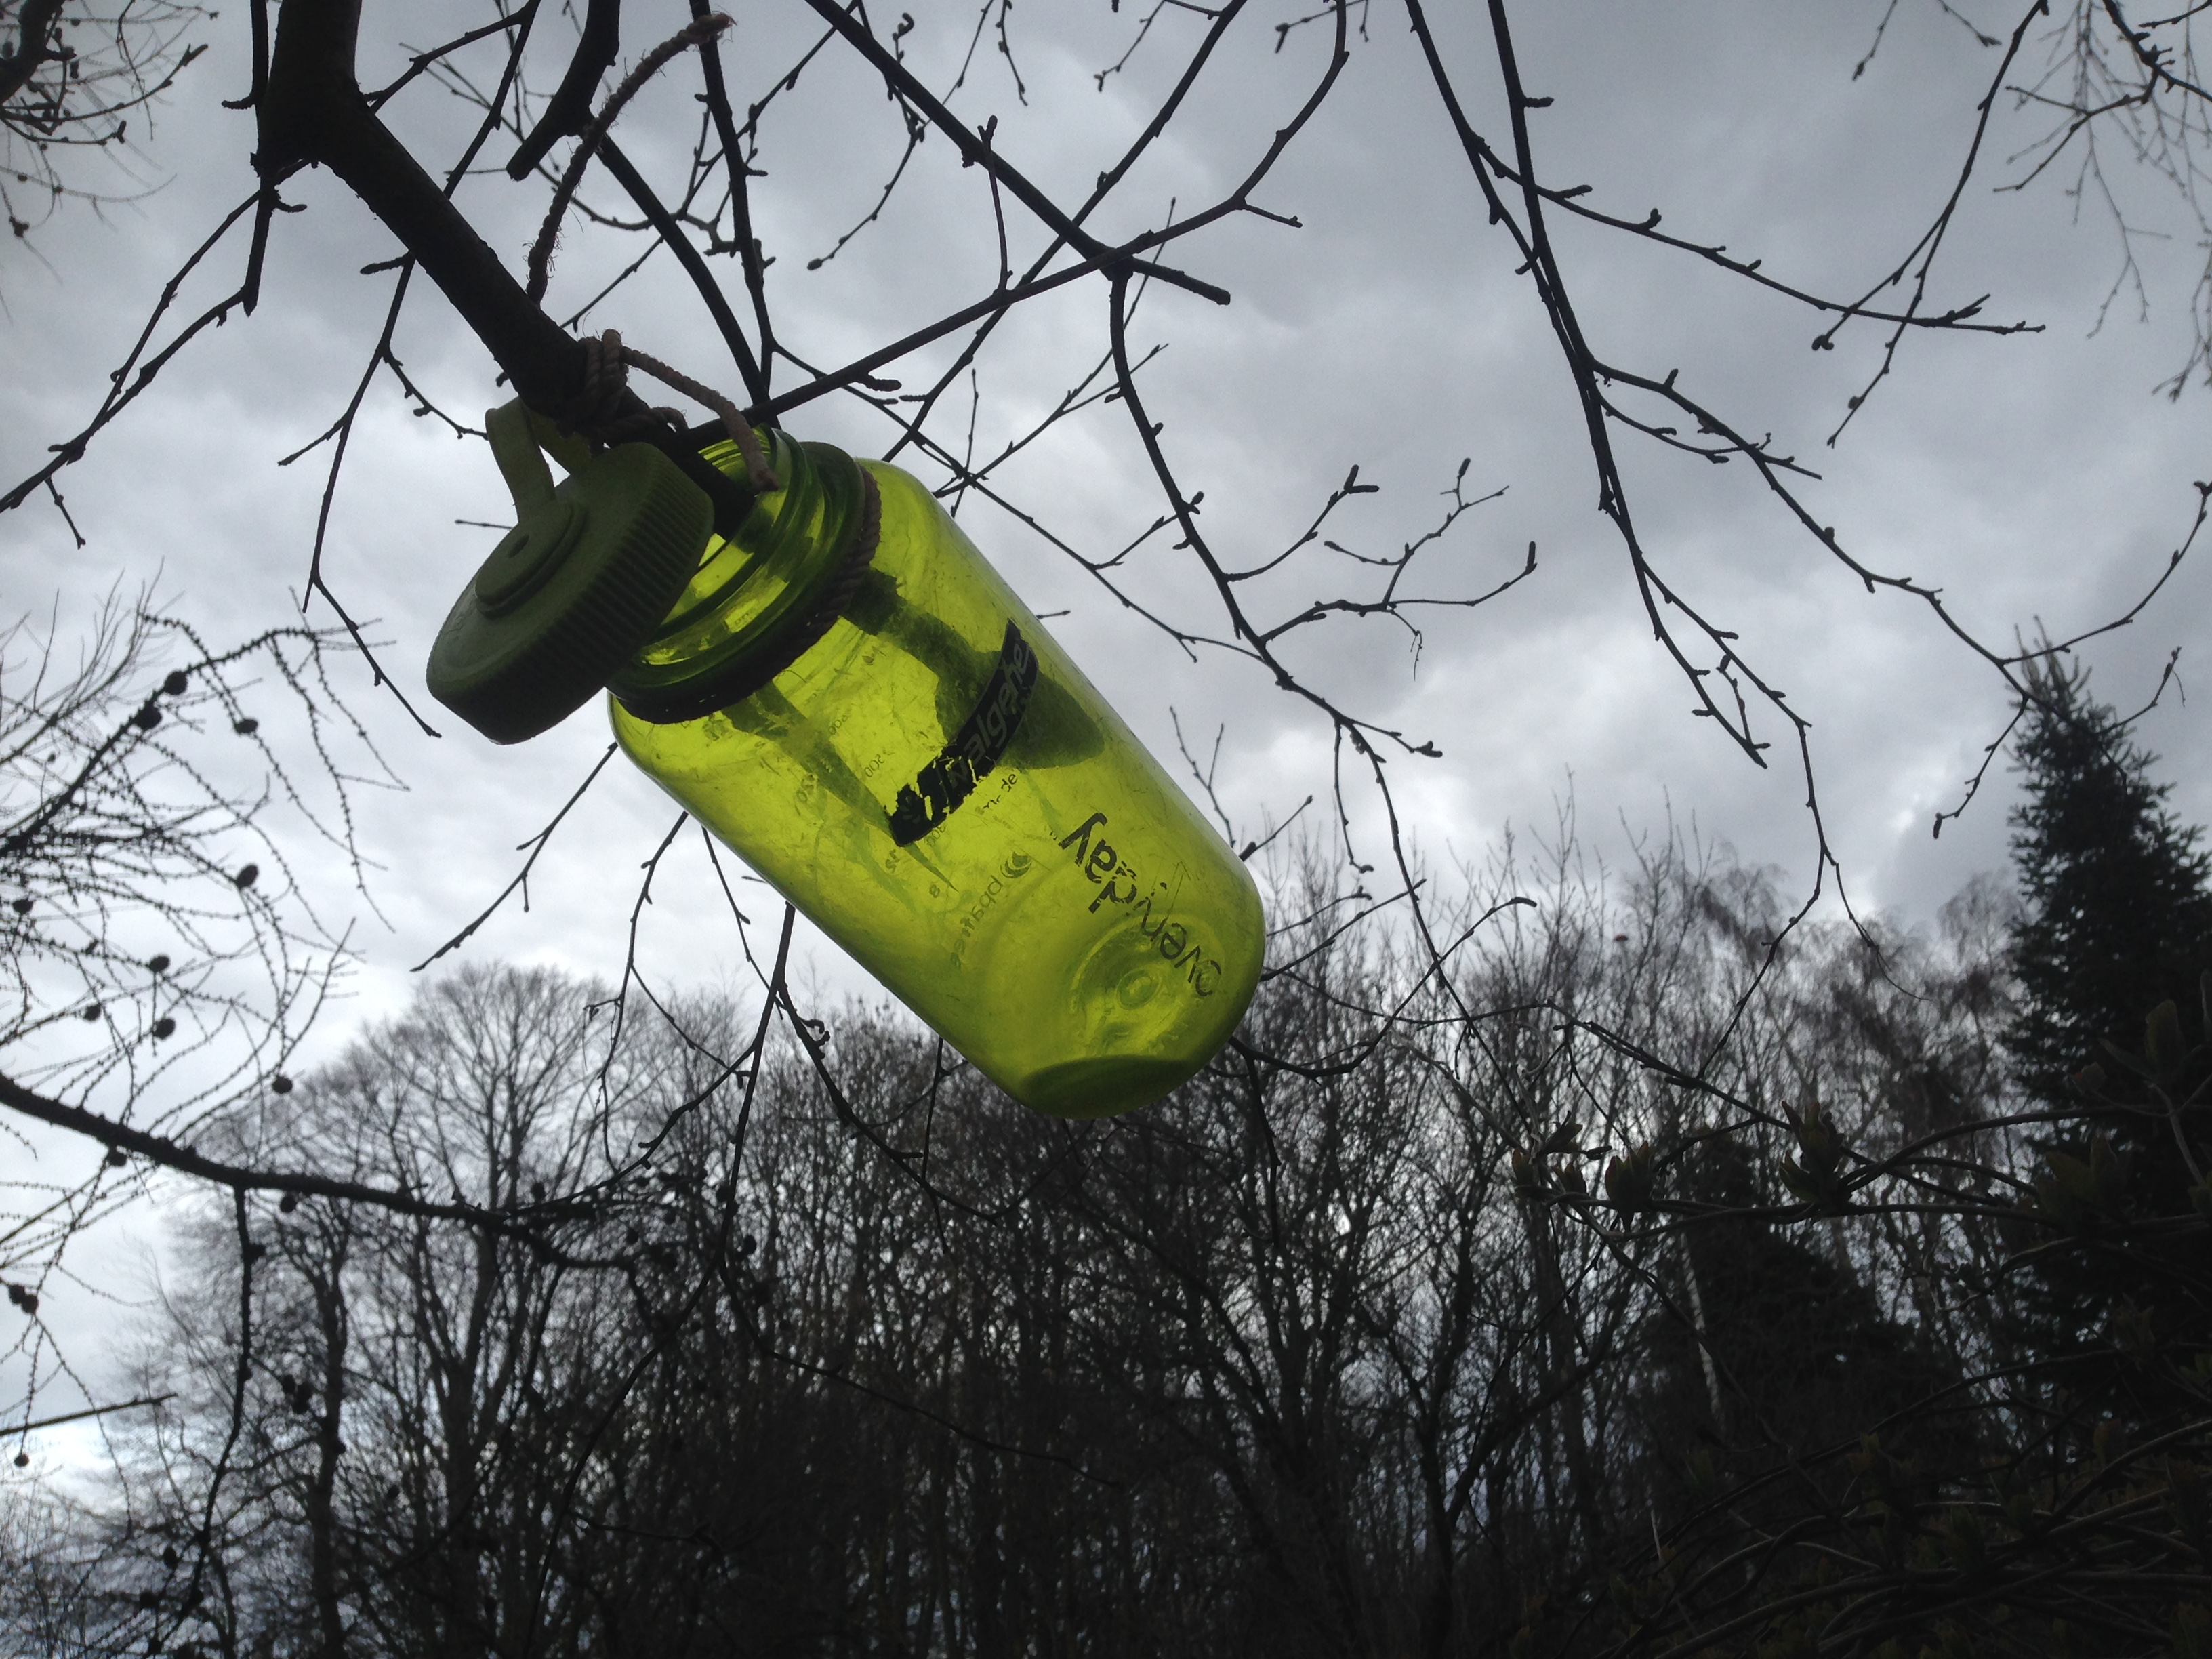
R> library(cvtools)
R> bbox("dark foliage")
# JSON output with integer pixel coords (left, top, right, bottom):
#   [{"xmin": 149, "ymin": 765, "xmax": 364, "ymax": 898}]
[
  {"xmin": 2000, "ymin": 657, "xmax": 2212, "ymax": 1437},
  {"xmin": 2007, "ymin": 654, "xmax": 2212, "ymax": 1123}
]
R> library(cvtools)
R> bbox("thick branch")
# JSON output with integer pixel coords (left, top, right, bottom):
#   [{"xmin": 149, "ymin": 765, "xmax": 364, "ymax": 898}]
[
  {"xmin": 0, "ymin": 0, "xmax": 64, "ymax": 108},
  {"xmin": 258, "ymin": 0, "xmax": 750, "ymax": 531},
  {"xmin": 0, "ymin": 1068, "xmax": 594, "ymax": 1247},
  {"xmin": 263, "ymin": 0, "xmax": 575, "ymax": 408}
]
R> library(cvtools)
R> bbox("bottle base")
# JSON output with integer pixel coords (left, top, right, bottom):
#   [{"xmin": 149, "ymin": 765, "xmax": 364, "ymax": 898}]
[{"xmin": 1009, "ymin": 1053, "xmax": 1204, "ymax": 1120}]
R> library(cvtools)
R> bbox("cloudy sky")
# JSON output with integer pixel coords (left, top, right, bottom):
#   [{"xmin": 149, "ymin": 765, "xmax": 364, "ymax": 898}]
[{"xmin": 7, "ymin": 0, "xmax": 2211, "ymax": 1072}]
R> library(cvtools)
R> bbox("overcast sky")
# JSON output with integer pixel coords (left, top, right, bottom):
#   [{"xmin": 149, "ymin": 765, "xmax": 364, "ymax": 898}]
[{"xmin": 7, "ymin": 1, "xmax": 2212, "ymax": 1418}]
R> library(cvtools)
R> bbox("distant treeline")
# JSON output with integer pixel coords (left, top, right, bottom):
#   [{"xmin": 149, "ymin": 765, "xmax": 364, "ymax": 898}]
[{"xmin": 5, "ymin": 661, "xmax": 2209, "ymax": 1659}]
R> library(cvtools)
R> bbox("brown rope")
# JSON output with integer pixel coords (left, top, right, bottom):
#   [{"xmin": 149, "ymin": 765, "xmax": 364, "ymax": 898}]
[
  {"xmin": 553, "ymin": 329, "xmax": 779, "ymax": 492},
  {"xmin": 524, "ymin": 14, "xmax": 734, "ymax": 304},
  {"xmin": 623, "ymin": 345, "xmax": 779, "ymax": 491}
]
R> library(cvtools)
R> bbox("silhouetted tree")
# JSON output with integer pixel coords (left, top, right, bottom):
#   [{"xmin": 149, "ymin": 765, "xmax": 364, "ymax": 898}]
[{"xmin": 2007, "ymin": 654, "xmax": 2212, "ymax": 1122}]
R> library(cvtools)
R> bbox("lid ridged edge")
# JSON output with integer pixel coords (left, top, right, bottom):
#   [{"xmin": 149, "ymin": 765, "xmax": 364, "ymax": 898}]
[{"xmin": 428, "ymin": 443, "xmax": 714, "ymax": 744}]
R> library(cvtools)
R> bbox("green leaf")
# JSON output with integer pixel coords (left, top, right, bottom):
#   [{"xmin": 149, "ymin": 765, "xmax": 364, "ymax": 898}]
[
  {"xmin": 1940, "ymin": 1505, "xmax": 1986, "ymax": 1574},
  {"xmin": 1538, "ymin": 1118, "xmax": 1582, "ymax": 1155},
  {"xmin": 2112, "ymin": 1300, "xmax": 2158, "ymax": 1370}
]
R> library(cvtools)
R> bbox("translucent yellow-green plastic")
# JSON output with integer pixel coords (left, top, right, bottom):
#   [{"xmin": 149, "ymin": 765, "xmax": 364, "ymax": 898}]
[{"xmin": 609, "ymin": 438, "xmax": 1265, "ymax": 1118}]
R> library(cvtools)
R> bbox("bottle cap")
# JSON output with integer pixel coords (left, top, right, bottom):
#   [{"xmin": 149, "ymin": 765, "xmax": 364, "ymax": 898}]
[{"xmin": 426, "ymin": 402, "xmax": 717, "ymax": 744}]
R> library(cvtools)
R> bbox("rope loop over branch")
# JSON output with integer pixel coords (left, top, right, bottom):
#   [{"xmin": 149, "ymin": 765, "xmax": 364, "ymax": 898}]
[{"xmin": 558, "ymin": 329, "xmax": 779, "ymax": 492}]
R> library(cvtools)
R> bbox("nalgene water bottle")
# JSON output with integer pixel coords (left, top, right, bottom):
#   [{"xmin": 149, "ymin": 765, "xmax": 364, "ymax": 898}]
[{"xmin": 428, "ymin": 411, "xmax": 1265, "ymax": 1118}]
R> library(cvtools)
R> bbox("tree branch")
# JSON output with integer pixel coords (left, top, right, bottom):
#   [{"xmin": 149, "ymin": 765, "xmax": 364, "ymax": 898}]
[
  {"xmin": 257, "ymin": 0, "xmax": 751, "ymax": 533},
  {"xmin": 0, "ymin": 0, "xmax": 65, "ymax": 109},
  {"xmin": 506, "ymin": 0, "xmax": 620, "ymax": 178},
  {"xmin": 0, "ymin": 1067, "xmax": 588, "ymax": 1241},
  {"xmin": 796, "ymin": 0, "xmax": 1231, "ymax": 306}
]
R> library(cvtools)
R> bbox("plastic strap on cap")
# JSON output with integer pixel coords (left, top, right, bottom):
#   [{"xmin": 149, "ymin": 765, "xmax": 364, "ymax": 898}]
[
  {"xmin": 426, "ymin": 405, "xmax": 716, "ymax": 744},
  {"xmin": 488, "ymin": 400, "xmax": 557, "ymax": 510}
]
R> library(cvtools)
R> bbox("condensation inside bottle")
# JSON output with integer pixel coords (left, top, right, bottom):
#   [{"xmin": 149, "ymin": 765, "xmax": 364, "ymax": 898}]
[{"xmin": 611, "ymin": 457, "xmax": 1264, "ymax": 1118}]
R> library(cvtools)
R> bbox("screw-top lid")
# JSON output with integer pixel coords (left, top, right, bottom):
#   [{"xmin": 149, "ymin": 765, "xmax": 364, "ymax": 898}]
[{"xmin": 426, "ymin": 402, "xmax": 717, "ymax": 744}]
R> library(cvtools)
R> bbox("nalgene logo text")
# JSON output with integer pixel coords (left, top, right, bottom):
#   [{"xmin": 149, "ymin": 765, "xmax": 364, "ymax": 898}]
[
  {"xmin": 1058, "ymin": 811, "xmax": 1226, "ymax": 997},
  {"xmin": 889, "ymin": 621, "xmax": 1040, "ymax": 845}
]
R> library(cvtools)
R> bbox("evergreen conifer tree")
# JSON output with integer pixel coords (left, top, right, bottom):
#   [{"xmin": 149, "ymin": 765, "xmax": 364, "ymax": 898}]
[
  {"xmin": 2002, "ymin": 652, "xmax": 2212, "ymax": 1413},
  {"xmin": 2006, "ymin": 653, "xmax": 2212, "ymax": 1122}
]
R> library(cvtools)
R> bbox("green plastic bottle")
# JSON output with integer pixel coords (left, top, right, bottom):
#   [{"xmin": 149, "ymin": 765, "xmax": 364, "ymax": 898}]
[{"xmin": 428, "ymin": 412, "xmax": 1265, "ymax": 1118}]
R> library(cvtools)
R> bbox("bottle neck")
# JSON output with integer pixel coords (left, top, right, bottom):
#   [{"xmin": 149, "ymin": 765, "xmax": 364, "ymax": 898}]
[{"xmin": 608, "ymin": 435, "xmax": 880, "ymax": 724}]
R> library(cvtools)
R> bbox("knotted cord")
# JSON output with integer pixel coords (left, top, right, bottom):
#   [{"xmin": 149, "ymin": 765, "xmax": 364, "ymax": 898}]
[{"xmin": 555, "ymin": 329, "xmax": 779, "ymax": 493}]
